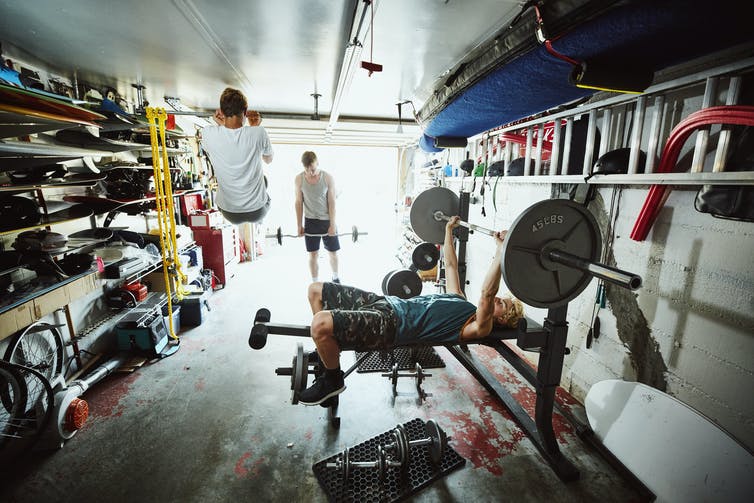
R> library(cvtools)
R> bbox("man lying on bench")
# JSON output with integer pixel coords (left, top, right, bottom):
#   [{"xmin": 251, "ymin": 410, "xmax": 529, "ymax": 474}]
[{"xmin": 299, "ymin": 216, "xmax": 524, "ymax": 405}]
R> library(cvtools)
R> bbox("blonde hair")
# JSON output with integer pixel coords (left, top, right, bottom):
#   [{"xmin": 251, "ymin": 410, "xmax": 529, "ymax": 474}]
[{"xmin": 496, "ymin": 295, "xmax": 524, "ymax": 328}]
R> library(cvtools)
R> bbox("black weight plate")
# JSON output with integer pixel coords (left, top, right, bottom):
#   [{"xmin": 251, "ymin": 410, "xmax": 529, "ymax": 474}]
[
  {"xmin": 410, "ymin": 187, "xmax": 459, "ymax": 244},
  {"xmin": 291, "ymin": 343, "xmax": 307, "ymax": 405},
  {"xmin": 382, "ymin": 269, "xmax": 397, "ymax": 295},
  {"xmin": 385, "ymin": 269, "xmax": 422, "ymax": 299},
  {"xmin": 411, "ymin": 242, "xmax": 440, "ymax": 271},
  {"xmin": 502, "ymin": 199, "xmax": 601, "ymax": 308},
  {"xmin": 425, "ymin": 419, "xmax": 445, "ymax": 464}
]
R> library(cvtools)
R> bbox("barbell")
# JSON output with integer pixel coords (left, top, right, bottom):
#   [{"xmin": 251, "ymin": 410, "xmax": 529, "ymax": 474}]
[
  {"xmin": 409, "ymin": 186, "xmax": 642, "ymax": 308},
  {"xmin": 265, "ymin": 225, "xmax": 367, "ymax": 246}
]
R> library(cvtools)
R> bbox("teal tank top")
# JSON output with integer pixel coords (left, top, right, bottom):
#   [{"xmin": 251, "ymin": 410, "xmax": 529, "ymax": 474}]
[{"xmin": 384, "ymin": 293, "xmax": 477, "ymax": 345}]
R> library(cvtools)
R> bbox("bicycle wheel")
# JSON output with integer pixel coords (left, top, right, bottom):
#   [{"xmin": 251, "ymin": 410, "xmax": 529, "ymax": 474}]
[
  {"xmin": 0, "ymin": 363, "xmax": 28, "ymax": 448},
  {"xmin": 0, "ymin": 360, "xmax": 53, "ymax": 460},
  {"xmin": 4, "ymin": 322, "xmax": 66, "ymax": 387}
]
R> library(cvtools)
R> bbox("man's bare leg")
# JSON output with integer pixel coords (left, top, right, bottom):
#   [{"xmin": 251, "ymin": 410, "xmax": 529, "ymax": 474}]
[
  {"xmin": 308, "ymin": 282, "xmax": 324, "ymax": 314},
  {"xmin": 328, "ymin": 251, "xmax": 339, "ymax": 281},
  {"xmin": 311, "ymin": 311, "xmax": 341, "ymax": 369},
  {"xmin": 308, "ymin": 251, "xmax": 319, "ymax": 281}
]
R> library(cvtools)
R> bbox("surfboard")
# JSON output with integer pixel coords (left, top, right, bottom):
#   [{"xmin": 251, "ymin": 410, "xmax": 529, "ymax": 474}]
[
  {"xmin": 585, "ymin": 379, "xmax": 754, "ymax": 502},
  {"xmin": 0, "ymin": 138, "xmax": 112, "ymax": 158},
  {"xmin": 0, "ymin": 202, "xmax": 93, "ymax": 235},
  {"xmin": 0, "ymin": 110, "xmax": 75, "ymax": 139},
  {"xmin": 0, "ymin": 82, "xmax": 105, "ymax": 124},
  {"xmin": 0, "ymin": 172, "xmax": 106, "ymax": 192}
]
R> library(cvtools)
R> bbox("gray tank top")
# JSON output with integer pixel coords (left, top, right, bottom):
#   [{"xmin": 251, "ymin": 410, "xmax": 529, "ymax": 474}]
[{"xmin": 301, "ymin": 171, "xmax": 330, "ymax": 219}]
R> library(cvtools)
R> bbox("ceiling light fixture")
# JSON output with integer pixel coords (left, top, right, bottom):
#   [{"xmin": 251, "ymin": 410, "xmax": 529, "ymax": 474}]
[
  {"xmin": 327, "ymin": 0, "xmax": 380, "ymax": 135},
  {"xmin": 396, "ymin": 100, "xmax": 412, "ymax": 134}
]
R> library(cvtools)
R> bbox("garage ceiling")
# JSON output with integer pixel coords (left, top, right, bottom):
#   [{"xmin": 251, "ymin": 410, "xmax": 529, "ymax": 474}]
[{"xmin": 0, "ymin": 0, "xmax": 521, "ymax": 146}]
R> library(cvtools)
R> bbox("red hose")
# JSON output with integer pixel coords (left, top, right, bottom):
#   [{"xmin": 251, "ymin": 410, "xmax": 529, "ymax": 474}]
[{"xmin": 630, "ymin": 106, "xmax": 754, "ymax": 241}]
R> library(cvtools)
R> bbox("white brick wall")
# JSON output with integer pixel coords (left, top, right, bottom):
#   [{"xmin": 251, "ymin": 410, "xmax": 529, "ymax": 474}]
[{"xmin": 445, "ymin": 178, "xmax": 754, "ymax": 450}]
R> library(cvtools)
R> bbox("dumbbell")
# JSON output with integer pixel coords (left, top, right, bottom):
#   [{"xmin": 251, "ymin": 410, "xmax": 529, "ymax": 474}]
[
  {"xmin": 384, "ymin": 419, "xmax": 448, "ymax": 465},
  {"xmin": 265, "ymin": 225, "xmax": 367, "ymax": 245},
  {"xmin": 326, "ymin": 445, "xmax": 402, "ymax": 482},
  {"xmin": 381, "ymin": 362, "xmax": 432, "ymax": 398}
]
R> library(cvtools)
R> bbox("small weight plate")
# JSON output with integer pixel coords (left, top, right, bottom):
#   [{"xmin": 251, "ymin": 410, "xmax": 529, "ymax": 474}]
[
  {"xmin": 351, "ymin": 225, "xmax": 358, "ymax": 243},
  {"xmin": 411, "ymin": 242, "xmax": 440, "ymax": 271},
  {"xmin": 291, "ymin": 343, "xmax": 308, "ymax": 405},
  {"xmin": 410, "ymin": 187, "xmax": 459, "ymax": 244},
  {"xmin": 425, "ymin": 419, "xmax": 446, "ymax": 464},
  {"xmin": 385, "ymin": 269, "xmax": 422, "ymax": 299},
  {"xmin": 377, "ymin": 445, "xmax": 387, "ymax": 481},
  {"xmin": 394, "ymin": 424, "xmax": 410, "ymax": 473},
  {"xmin": 501, "ymin": 199, "xmax": 601, "ymax": 308},
  {"xmin": 381, "ymin": 269, "xmax": 398, "ymax": 295},
  {"xmin": 343, "ymin": 447, "xmax": 350, "ymax": 481}
]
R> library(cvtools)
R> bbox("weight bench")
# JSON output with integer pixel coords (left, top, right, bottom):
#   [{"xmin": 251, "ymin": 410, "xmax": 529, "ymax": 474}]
[{"xmin": 249, "ymin": 306, "xmax": 646, "ymax": 491}]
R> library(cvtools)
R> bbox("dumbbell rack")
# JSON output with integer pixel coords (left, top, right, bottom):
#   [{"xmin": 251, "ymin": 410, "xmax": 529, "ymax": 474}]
[{"xmin": 312, "ymin": 418, "xmax": 465, "ymax": 503}]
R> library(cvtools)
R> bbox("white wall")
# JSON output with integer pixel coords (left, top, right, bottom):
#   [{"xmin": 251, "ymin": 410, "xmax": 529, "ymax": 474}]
[{"xmin": 444, "ymin": 177, "xmax": 754, "ymax": 450}]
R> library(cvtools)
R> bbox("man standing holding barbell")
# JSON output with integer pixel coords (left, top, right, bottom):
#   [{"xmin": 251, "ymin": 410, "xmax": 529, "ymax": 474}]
[
  {"xmin": 298, "ymin": 216, "xmax": 523, "ymax": 405},
  {"xmin": 295, "ymin": 151, "xmax": 341, "ymax": 284}
]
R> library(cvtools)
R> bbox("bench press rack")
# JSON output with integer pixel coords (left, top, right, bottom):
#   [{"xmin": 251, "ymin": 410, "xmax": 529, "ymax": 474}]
[{"xmin": 249, "ymin": 187, "xmax": 651, "ymax": 496}]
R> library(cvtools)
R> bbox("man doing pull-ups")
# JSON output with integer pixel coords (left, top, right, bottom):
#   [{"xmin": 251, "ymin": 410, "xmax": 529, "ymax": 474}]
[{"xmin": 298, "ymin": 216, "xmax": 524, "ymax": 405}]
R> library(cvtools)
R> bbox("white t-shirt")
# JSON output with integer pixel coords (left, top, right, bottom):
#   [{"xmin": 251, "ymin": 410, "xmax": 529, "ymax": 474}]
[{"xmin": 201, "ymin": 125, "xmax": 273, "ymax": 213}]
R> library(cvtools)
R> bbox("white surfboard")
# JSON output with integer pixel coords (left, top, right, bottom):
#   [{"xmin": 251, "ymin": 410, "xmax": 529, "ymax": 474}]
[{"xmin": 585, "ymin": 379, "xmax": 753, "ymax": 503}]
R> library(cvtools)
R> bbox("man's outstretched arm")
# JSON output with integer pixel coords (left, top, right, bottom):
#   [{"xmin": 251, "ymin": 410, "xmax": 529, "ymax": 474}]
[
  {"xmin": 460, "ymin": 229, "xmax": 507, "ymax": 340},
  {"xmin": 443, "ymin": 216, "xmax": 464, "ymax": 297}
]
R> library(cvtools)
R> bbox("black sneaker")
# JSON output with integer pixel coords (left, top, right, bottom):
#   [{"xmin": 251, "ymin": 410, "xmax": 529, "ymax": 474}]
[
  {"xmin": 332, "ymin": 278, "xmax": 341, "ymax": 284},
  {"xmin": 298, "ymin": 371, "xmax": 345, "ymax": 406}
]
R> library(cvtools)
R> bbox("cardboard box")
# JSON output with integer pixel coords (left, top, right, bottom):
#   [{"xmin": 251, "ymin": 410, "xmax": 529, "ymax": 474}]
[
  {"xmin": 0, "ymin": 303, "xmax": 34, "ymax": 341},
  {"xmin": 0, "ymin": 273, "xmax": 97, "ymax": 341},
  {"xmin": 188, "ymin": 210, "xmax": 224, "ymax": 229}
]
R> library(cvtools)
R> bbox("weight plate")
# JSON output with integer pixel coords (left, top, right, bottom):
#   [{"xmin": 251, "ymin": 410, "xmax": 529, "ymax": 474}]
[
  {"xmin": 381, "ymin": 269, "xmax": 396, "ymax": 295},
  {"xmin": 410, "ymin": 187, "xmax": 459, "ymax": 244},
  {"xmin": 502, "ymin": 199, "xmax": 601, "ymax": 308},
  {"xmin": 385, "ymin": 269, "xmax": 422, "ymax": 299},
  {"xmin": 411, "ymin": 242, "xmax": 440, "ymax": 271},
  {"xmin": 291, "ymin": 343, "xmax": 307, "ymax": 405},
  {"xmin": 343, "ymin": 447, "xmax": 350, "ymax": 481},
  {"xmin": 351, "ymin": 225, "xmax": 358, "ymax": 243},
  {"xmin": 394, "ymin": 424, "xmax": 410, "ymax": 473},
  {"xmin": 425, "ymin": 419, "xmax": 446, "ymax": 464},
  {"xmin": 377, "ymin": 445, "xmax": 387, "ymax": 481}
]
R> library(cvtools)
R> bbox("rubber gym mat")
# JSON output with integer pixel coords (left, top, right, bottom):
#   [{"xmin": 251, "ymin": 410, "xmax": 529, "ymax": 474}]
[
  {"xmin": 312, "ymin": 418, "xmax": 465, "ymax": 503},
  {"xmin": 355, "ymin": 347, "xmax": 445, "ymax": 373}
]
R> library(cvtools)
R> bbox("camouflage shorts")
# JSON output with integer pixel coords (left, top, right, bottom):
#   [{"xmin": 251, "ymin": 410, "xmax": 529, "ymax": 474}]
[{"xmin": 321, "ymin": 282, "xmax": 397, "ymax": 351}]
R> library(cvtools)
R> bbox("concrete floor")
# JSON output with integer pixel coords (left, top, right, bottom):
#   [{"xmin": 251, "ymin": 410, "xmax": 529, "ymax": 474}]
[{"xmin": 1, "ymin": 241, "xmax": 645, "ymax": 502}]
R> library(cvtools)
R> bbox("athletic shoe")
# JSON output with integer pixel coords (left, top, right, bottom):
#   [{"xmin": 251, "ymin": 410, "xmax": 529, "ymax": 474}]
[
  {"xmin": 298, "ymin": 371, "xmax": 345, "ymax": 405},
  {"xmin": 332, "ymin": 278, "xmax": 341, "ymax": 284}
]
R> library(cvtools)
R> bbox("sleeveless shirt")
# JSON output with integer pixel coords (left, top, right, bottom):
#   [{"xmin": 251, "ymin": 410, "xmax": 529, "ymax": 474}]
[
  {"xmin": 300, "ymin": 171, "xmax": 330, "ymax": 220},
  {"xmin": 384, "ymin": 293, "xmax": 477, "ymax": 345}
]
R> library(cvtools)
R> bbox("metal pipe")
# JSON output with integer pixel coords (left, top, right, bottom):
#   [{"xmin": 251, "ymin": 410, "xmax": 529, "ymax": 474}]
[{"xmin": 548, "ymin": 250, "xmax": 642, "ymax": 290}]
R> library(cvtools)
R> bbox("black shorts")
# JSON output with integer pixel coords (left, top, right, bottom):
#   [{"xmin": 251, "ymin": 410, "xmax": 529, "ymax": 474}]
[
  {"xmin": 304, "ymin": 218, "xmax": 341, "ymax": 252},
  {"xmin": 321, "ymin": 282, "xmax": 397, "ymax": 351}
]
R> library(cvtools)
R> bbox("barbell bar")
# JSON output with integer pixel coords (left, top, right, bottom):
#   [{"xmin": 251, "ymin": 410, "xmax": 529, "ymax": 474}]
[
  {"xmin": 410, "ymin": 187, "xmax": 642, "ymax": 308},
  {"xmin": 266, "ymin": 225, "xmax": 367, "ymax": 246},
  {"xmin": 434, "ymin": 209, "xmax": 640, "ymax": 289},
  {"xmin": 325, "ymin": 445, "xmax": 402, "ymax": 482}
]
